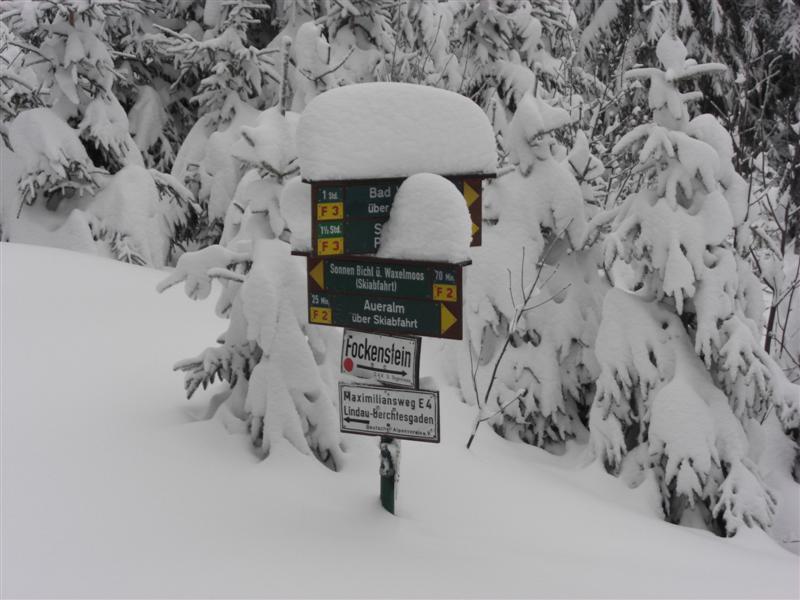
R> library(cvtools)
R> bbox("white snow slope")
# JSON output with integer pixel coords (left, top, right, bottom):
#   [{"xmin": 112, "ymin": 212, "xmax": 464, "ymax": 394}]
[{"xmin": 2, "ymin": 242, "xmax": 798, "ymax": 598}]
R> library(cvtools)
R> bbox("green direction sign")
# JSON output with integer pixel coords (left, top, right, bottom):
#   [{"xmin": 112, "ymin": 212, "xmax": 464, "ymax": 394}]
[
  {"xmin": 316, "ymin": 219, "xmax": 383, "ymax": 256},
  {"xmin": 306, "ymin": 256, "xmax": 464, "ymax": 340},
  {"xmin": 318, "ymin": 182, "xmax": 400, "ymax": 219},
  {"xmin": 311, "ymin": 175, "xmax": 490, "ymax": 257},
  {"xmin": 309, "ymin": 291, "xmax": 460, "ymax": 339},
  {"xmin": 309, "ymin": 256, "xmax": 458, "ymax": 299}
]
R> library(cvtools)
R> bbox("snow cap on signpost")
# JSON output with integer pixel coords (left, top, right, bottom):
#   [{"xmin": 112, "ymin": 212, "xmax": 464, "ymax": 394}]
[
  {"xmin": 296, "ymin": 82, "xmax": 496, "ymax": 181},
  {"xmin": 378, "ymin": 174, "xmax": 472, "ymax": 263}
]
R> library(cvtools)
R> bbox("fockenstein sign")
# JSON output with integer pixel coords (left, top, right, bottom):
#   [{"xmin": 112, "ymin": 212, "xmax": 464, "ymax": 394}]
[{"xmin": 341, "ymin": 329, "xmax": 420, "ymax": 389}]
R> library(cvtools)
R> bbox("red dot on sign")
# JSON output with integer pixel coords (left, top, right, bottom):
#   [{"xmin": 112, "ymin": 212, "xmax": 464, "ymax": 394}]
[{"xmin": 343, "ymin": 358, "xmax": 354, "ymax": 372}]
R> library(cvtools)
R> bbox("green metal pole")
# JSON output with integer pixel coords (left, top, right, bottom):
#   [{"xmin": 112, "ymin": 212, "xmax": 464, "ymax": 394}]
[{"xmin": 379, "ymin": 436, "xmax": 397, "ymax": 514}]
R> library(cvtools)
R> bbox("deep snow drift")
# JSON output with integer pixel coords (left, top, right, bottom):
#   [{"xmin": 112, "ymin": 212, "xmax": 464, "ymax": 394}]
[{"xmin": 1, "ymin": 242, "xmax": 798, "ymax": 598}]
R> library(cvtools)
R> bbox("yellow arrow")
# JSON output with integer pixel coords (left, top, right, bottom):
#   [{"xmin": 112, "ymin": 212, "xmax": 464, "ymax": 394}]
[
  {"xmin": 309, "ymin": 260, "xmax": 325, "ymax": 289},
  {"xmin": 463, "ymin": 182, "xmax": 479, "ymax": 207},
  {"xmin": 440, "ymin": 303, "xmax": 457, "ymax": 335},
  {"xmin": 471, "ymin": 221, "xmax": 479, "ymax": 236}
]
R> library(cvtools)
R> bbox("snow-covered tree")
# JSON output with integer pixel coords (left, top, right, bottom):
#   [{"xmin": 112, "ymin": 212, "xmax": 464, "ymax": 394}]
[
  {"xmin": 109, "ymin": 2, "xmax": 200, "ymax": 172},
  {"xmin": 283, "ymin": 0, "xmax": 395, "ymax": 111},
  {"xmin": 0, "ymin": 1, "xmax": 198, "ymax": 266},
  {"xmin": 0, "ymin": 20, "xmax": 43, "ymax": 143},
  {"xmin": 451, "ymin": 0, "xmax": 577, "ymax": 125},
  {"xmin": 450, "ymin": 92, "xmax": 604, "ymax": 451},
  {"xmin": 587, "ymin": 19, "xmax": 798, "ymax": 535},
  {"xmin": 747, "ymin": 153, "xmax": 800, "ymax": 386},
  {"xmin": 157, "ymin": 103, "xmax": 342, "ymax": 468},
  {"xmin": 1, "ymin": 1, "xmax": 145, "ymax": 171},
  {"xmin": 574, "ymin": 0, "xmax": 800, "ymax": 173},
  {"xmin": 149, "ymin": 0, "xmax": 278, "ymax": 128}
]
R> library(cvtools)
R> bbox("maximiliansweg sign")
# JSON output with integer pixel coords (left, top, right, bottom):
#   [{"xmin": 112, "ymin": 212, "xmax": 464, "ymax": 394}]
[{"xmin": 339, "ymin": 382, "xmax": 439, "ymax": 443}]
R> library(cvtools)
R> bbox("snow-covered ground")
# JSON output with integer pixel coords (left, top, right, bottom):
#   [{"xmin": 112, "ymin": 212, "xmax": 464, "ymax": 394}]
[{"xmin": 2, "ymin": 242, "xmax": 798, "ymax": 598}]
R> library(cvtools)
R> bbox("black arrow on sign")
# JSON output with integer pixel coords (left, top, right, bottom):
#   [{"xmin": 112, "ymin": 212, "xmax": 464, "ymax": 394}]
[
  {"xmin": 344, "ymin": 416, "xmax": 369, "ymax": 425},
  {"xmin": 357, "ymin": 364, "xmax": 408, "ymax": 376}
]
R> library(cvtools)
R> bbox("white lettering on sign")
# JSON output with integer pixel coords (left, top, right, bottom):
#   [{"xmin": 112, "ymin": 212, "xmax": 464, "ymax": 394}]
[
  {"xmin": 364, "ymin": 299, "xmax": 405, "ymax": 314},
  {"xmin": 368, "ymin": 203, "xmax": 390, "ymax": 215},
  {"xmin": 369, "ymin": 186, "xmax": 393, "ymax": 199},
  {"xmin": 339, "ymin": 382, "xmax": 438, "ymax": 442},
  {"xmin": 341, "ymin": 330, "xmax": 419, "ymax": 389}
]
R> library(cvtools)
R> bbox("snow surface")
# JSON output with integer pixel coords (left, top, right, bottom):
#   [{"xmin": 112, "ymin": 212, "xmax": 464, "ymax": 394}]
[
  {"xmin": 378, "ymin": 173, "xmax": 472, "ymax": 263},
  {"xmin": 297, "ymin": 83, "xmax": 496, "ymax": 181},
  {"xmin": 2, "ymin": 243, "xmax": 799, "ymax": 598}
]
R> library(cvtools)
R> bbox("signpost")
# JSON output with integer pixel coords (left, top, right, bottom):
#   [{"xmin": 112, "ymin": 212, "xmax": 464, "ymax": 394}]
[
  {"xmin": 311, "ymin": 175, "xmax": 489, "ymax": 256},
  {"xmin": 306, "ymin": 255, "xmax": 464, "ymax": 340},
  {"xmin": 299, "ymin": 130, "xmax": 491, "ymax": 515},
  {"xmin": 339, "ymin": 383, "xmax": 440, "ymax": 442},
  {"xmin": 341, "ymin": 330, "xmax": 420, "ymax": 389}
]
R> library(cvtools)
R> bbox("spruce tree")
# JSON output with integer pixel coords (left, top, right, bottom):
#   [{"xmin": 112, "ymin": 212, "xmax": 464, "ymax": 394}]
[
  {"xmin": 587, "ymin": 14, "xmax": 796, "ymax": 534},
  {"xmin": 157, "ymin": 88, "xmax": 342, "ymax": 468},
  {"xmin": 0, "ymin": 0, "xmax": 197, "ymax": 266},
  {"xmin": 451, "ymin": 91, "xmax": 603, "ymax": 451}
]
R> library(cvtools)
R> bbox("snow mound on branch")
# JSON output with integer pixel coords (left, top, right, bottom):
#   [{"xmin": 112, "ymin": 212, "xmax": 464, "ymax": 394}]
[
  {"xmin": 377, "ymin": 173, "xmax": 472, "ymax": 262},
  {"xmin": 231, "ymin": 107, "xmax": 299, "ymax": 173},
  {"xmin": 78, "ymin": 95, "xmax": 144, "ymax": 167},
  {"xmin": 279, "ymin": 176, "xmax": 311, "ymax": 251},
  {"xmin": 656, "ymin": 33, "xmax": 687, "ymax": 71},
  {"xmin": 297, "ymin": 83, "xmax": 496, "ymax": 180},
  {"xmin": 128, "ymin": 85, "xmax": 168, "ymax": 153},
  {"xmin": 507, "ymin": 93, "xmax": 573, "ymax": 174},
  {"xmin": 8, "ymin": 107, "xmax": 90, "ymax": 172},
  {"xmin": 91, "ymin": 165, "xmax": 167, "ymax": 267},
  {"xmin": 510, "ymin": 93, "xmax": 573, "ymax": 140}
]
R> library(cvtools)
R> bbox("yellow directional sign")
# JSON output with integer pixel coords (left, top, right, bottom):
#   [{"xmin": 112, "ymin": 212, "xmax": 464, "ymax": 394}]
[
  {"xmin": 309, "ymin": 260, "xmax": 325, "ymax": 288},
  {"xmin": 440, "ymin": 304, "xmax": 458, "ymax": 335},
  {"xmin": 463, "ymin": 181, "xmax": 480, "ymax": 207}
]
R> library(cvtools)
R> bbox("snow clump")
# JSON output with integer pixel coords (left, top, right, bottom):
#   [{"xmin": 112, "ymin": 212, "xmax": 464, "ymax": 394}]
[
  {"xmin": 378, "ymin": 173, "xmax": 472, "ymax": 263},
  {"xmin": 297, "ymin": 82, "xmax": 496, "ymax": 181},
  {"xmin": 506, "ymin": 93, "xmax": 573, "ymax": 176}
]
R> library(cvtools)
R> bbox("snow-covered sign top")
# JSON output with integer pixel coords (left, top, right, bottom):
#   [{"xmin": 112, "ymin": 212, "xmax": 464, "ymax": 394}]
[{"xmin": 297, "ymin": 83, "xmax": 496, "ymax": 181}]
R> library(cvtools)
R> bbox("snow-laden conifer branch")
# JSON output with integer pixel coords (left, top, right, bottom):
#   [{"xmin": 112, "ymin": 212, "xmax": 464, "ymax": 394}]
[{"xmin": 156, "ymin": 246, "xmax": 250, "ymax": 297}]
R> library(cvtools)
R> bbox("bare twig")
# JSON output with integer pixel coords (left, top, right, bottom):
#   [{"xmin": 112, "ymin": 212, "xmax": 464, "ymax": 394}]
[
  {"xmin": 312, "ymin": 47, "xmax": 355, "ymax": 83},
  {"xmin": 466, "ymin": 221, "xmax": 574, "ymax": 449}
]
